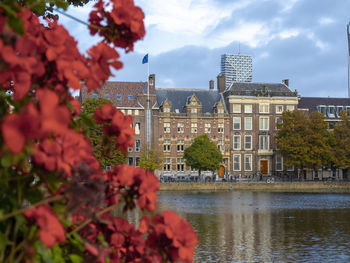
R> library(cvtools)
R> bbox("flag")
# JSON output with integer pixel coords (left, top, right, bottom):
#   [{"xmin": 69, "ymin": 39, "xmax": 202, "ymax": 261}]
[{"xmin": 142, "ymin": 54, "xmax": 148, "ymax": 64}]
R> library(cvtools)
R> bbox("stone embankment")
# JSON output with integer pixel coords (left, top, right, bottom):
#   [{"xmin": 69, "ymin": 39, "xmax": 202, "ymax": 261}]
[{"xmin": 160, "ymin": 182, "xmax": 350, "ymax": 192}]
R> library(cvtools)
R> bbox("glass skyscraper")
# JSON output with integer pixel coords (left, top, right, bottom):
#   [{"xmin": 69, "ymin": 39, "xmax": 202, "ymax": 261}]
[{"xmin": 221, "ymin": 54, "xmax": 252, "ymax": 89}]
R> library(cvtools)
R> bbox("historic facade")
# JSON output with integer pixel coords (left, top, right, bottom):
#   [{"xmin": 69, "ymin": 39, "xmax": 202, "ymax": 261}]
[{"xmin": 81, "ymin": 75, "xmax": 303, "ymax": 180}]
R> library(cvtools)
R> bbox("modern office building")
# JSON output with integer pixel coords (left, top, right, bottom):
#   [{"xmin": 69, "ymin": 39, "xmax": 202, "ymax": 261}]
[{"xmin": 220, "ymin": 54, "xmax": 253, "ymax": 89}]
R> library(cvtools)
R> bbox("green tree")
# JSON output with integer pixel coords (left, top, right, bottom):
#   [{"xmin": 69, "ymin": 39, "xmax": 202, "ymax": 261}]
[
  {"xmin": 138, "ymin": 146, "xmax": 163, "ymax": 172},
  {"xmin": 333, "ymin": 110, "xmax": 350, "ymax": 177},
  {"xmin": 184, "ymin": 134, "xmax": 222, "ymax": 180},
  {"xmin": 81, "ymin": 98, "xmax": 127, "ymax": 168},
  {"xmin": 276, "ymin": 110, "xmax": 332, "ymax": 179}
]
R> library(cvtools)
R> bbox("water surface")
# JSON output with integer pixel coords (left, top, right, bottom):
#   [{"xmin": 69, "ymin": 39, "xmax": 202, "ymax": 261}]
[{"xmin": 156, "ymin": 191, "xmax": 350, "ymax": 263}]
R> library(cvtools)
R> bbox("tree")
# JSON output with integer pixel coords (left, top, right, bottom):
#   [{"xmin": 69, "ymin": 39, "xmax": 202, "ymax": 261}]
[
  {"xmin": 81, "ymin": 98, "xmax": 127, "ymax": 168},
  {"xmin": 138, "ymin": 146, "xmax": 163, "ymax": 172},
  {"xmin": 184, "ymin": 134, "xmax": 222, "ymax": 180},
  {"xmin": 0, "ymin": 2, "xmax": 197, "ymax": 263},
  {"xmin": 276, "ymin": 110, "xmax": 332, "ymax": 179},
  {"xmin": 333, "ymin": 110, "xmax": 350, "ymax": 177}
]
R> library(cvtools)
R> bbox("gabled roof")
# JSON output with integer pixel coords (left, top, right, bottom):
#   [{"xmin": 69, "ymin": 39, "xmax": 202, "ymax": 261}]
[
  {"xmin": 224, "ymin": 82, "xmax": 297, "ymax": 97},
  {"xmin": 298, "ymin": 97, "xmax": 350, "ymax": 112},
  {"xmin": 84, "ymin": 81, "xmax": 156, "ymax": 108},
  {"xmin": 156, "ymin": 88, "xmax": 223, "ymax": 113}
]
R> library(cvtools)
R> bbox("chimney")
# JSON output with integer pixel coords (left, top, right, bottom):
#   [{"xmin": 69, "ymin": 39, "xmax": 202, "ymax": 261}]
[
  {"xmin": 149, "ymin": 74, "xmax": 155, "ymax": 87},
  {"xmin": 282, "ymin": 79, "xmax": 289, "ymax": 87},
  {"xmin": 217, "ymin": 74, "xmax": 226, "ymax": 93},
  {"xmin": 209, "ymin": 80, "xmax": 214, "ymax": 90}
]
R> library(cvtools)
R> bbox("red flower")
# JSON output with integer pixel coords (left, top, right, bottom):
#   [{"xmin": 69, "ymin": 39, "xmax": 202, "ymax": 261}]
[
  {"xmin": 148, "ymin": 210, "xmax": 198, "ymax": 263},
  {"xmin": 24, "ymin": 205, "xmax": 66, "ymax": 248}
]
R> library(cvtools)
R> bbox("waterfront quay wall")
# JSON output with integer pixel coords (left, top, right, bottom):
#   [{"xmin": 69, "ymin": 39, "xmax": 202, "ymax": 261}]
[{"xmin": 160, "ymin": 182, "xmax": 350, "ymax": 192}]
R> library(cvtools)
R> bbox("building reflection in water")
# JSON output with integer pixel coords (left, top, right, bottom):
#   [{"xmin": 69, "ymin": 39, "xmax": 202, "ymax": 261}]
[{"xmin": 153, "ymin": 191, "xmax": 350, "ymax": 263}]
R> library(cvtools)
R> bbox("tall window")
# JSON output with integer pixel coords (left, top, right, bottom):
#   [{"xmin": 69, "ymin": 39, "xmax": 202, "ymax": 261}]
[
  {"xmin": 244, "ymin": 136, "xmax": 252, "ymax": 150},
  {"xmin": 276, "ymin": 155, "xmax": 283, "ymax": 171},
  {"xmin": 128, "ymin": 157, "xmax": 133, "ymax": 165},
  {"xmin": 275, "ymin": 117, "xmax": 282, "ymax": 129},
  {"xmin": 233, "ymin": 117, "xmax": 241, "ymax": 130},
  {"xmin": 244, "ymin": 117, "xmax": 252, "ymax": 130},
  {"xmin": 163, "ymin": 158, "xmax": 171, "ymax": 171},
  {"xmin": 135, "ymin": 122, "xmax": 140, "ymax": 135},
  {"xmin": 135, "ymin": 157, "xmax": 140, "ymax": 167},
  {"xmin": 177, "ymin": 122, "xmax": 184, "ymax": 133},
  {"xmin": 232, "ymin": 104, "xmax": 241, "ymax": 113},
  {"xmin": 244, "ymin": 154, "xmax": 252, "ymax": 171},
  {"xmin": 218, "ymin": 123, "xmax": 224, "ymax": 133},
  {"xmin": 191, "ymin": 123, "xmax": 197, "ymax": 133},
  {"xmin": 163, "ymin": 122, "xmax": 170, "ymax": 133},
  {"xmin": 135, "ymin": 139, "xmax": 141, "ymax": 152},
  {"xmin": 259, "ymin": 104, "xmax": 269, "ymax": 113},
  {"xmin": 233, "ymin": 154, "xmax": 241, "ymax": 171},
  {"xmin": 217, "ymin": 140, "xmax": 224, "ymax": 152},
  {"xmin": 163, "ymin": 140, "xmax": 171, "ymax": 152},
  {"xmin": 259, "ymin": 117, "xmax": 269, "ymax": 130},
  {"xmin": 244, "ymin": 104, "xmax": 252, "ymax": 113},
  {"xmin": 259, "ymin": 135, "xmax": 269, "ymax": 150},
  {"xmin": 204, "ymin": 123, "xmax": 211, "ymax": 133},
  {"xmin": 233, "ymin": 135, "xmax": 241, "ymax": 150},
  {"xmin": 177, "ymin": 158, "xmax": 184, "ymax": 171},
  {"xmin": 177, "ymin": 140, "xmax": 184, "ymax": 152},
  {"xmin": 276, "ymin": 105, "xmax": 283, "ymax": 114}
]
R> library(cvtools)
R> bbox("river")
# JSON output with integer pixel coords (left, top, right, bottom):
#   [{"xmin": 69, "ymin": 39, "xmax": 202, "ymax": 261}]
[{"xmin": 155, "ymin": 190, "xmax": 350, "ymax": 263}]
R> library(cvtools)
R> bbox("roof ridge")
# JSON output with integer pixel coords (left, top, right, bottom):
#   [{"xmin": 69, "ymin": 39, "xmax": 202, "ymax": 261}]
[{"xmin": 156, "ymin": 88, "xmax": 216, "ymax": 91}]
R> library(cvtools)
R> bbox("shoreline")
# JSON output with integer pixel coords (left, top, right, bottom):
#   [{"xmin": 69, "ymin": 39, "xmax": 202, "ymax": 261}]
[{"xmin": 160, "ymin": 181, "xmax": 350, "ymax": 193}]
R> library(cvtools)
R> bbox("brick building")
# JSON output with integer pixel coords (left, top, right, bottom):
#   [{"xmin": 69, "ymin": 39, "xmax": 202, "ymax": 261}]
[{"xmin": 81, "ymin": 75, "xmax": 300, "ymax": 180}]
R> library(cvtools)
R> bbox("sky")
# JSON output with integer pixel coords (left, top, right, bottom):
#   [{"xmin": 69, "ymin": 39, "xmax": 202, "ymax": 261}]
[{"xmin": 59, "ymin": 0, "xmax": 350, "ymax": 97}]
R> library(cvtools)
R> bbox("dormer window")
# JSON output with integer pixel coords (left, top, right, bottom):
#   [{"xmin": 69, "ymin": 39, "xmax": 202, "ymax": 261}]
[
  {"xmin": 104, "ymin": 94, "xmax": 110, "ymax": 99},
  {"xmin": 92, "ymin": 93, "xmax": 98, "ymax": 98},
  {"xmin": 116, "ymin": 94, "xmax": 122, "ymax": 100},
  {"xmin": 163, "ymin": 107, "xmax": 170, "ymax": 113},
  {"xmin": 142, "ymin": 86, "xmax": 147, "ymax": 94},
  {"xmin": 128, "ymin": 95, "xmax": 133, "ymax": 100},
  {"xmin": 328, "ymin": 106, "xmax": 335, "ymax": 117},
  {"xmin": 218, "ymin": 108, "xmax": 224, "ymax": 114},
  {"xmin": 191, "ymin": 108, "xmax": 197, "ymax": 114}
]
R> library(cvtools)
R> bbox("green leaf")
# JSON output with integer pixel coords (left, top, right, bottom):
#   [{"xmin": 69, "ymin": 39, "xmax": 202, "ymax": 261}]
[
  {"xmin": 69, "ymin": 254, "xmax": 83, "ymax": 263},
  {"xmin": 1, "ymin": 155, "xmax": 12, "ymax": 168},
  {"xmin": 7, "ymin": 15, "xmax": 24, "ymax": 35},
  {"xmin": 55, "ymin": 0, "xmax": 69, "ymax": 10}
]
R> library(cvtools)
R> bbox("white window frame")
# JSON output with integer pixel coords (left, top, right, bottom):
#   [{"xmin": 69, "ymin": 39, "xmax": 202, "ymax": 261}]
[
  {"xmin": 244, "ymin": 135, "xmax": 252, "ymax": 150},
  {"xmin": 276, "ymin": 155, "xmax": 283, "ymax": 171},
  {"xmin": 177, "ymin": 140, "xmax": 184, "ymax": 152},
  {"xmin": 259, "ymin": 135, "xmax": 269, "ymax": 150},
  {"xmin": 217, "ymin": 140, "xmax": 224, "ymax": 153},
  {"xmin": 244, "ymin": 117, "xmax": 252, "ymax": 130},
  {"xmin": 244, "ymin": 154, "xmax": 252, "ymax": 171},
  {"xmin": 135, "ymin": 122, "xmax": 140, "ymax": 135},
  {"xmin": 163, "ymin": 107, "xmax": 170, "ymax": 113},
  {"xmin": 232, "ymin": 104, "xmax": 241, "ymax": 113},
  {"xmin": 177, "ymin": 158, "xmax": 184, "ymax": 171},
  {"xmin": 191, "ymin": 123, "xmax": 197, "ymax": 133},
  {"xmin": 191, "ymin": 108, "xmax": 197, "ymax": 114},
  {"xmin": 276, "ymin": 105, "xmax": 283, "ymax": 114},
  {"xmin": 233, "ymin": 135, "xmax": 241, "ymax": 150},
  {"xmin": 163, "ymin": 158, "xmax": 171, "ymax": 171},
  {"xmin": 177, "ymin": 122, "xmax": 184, "ymax": 133},
  {"xmin": 135, "ymin": 139, "xmax": 141, "ymax": 152},
  {"xmin": 164, "ymin": 122, "xmax": 170, "ymax": 133},
  {"xmin": 204, "ymin": 123, "xmax": 211, "ymax": 133},
  {"xmin": 163, "ymin": 140, "xmax": 171, "ymax": 152},
  {"xmin": 244, "ymin": 104, "xmax": 252, "ymax": 113},
  {"xmin": 134, "ymin": 109, "xmax": 139, "ymax": 115},
  {"xmin": 259, "ymin": 104, "xmax": 269, "ymax": 113},
  {"xmin": 259, "ymin": 117, "xmax": 269, "ymax": 131},
  {"xmin": 218, "ymin": 123, "xmax": 224, "ymax": 133},
  {"xmin": 233, "ymin": 154, "xmax": 241, "ymax": 171},
  {"xmin": 233, "ymin": 117, "xmax": 241, "ymax": 130}
]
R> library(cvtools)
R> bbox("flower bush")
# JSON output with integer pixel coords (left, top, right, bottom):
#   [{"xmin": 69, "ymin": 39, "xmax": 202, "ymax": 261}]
[{"xmin": 0, "ymin": 1, "xmax": 198, "ymax": 262}]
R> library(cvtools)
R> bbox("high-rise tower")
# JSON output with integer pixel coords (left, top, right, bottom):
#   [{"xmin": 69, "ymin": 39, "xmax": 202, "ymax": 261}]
[{"xmin": 220, "ymin": 54, "xmax": 252, "ymax": 90}]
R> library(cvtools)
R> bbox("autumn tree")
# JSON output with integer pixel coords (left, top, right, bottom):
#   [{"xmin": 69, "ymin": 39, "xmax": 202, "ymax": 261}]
[
  {"xmin": 276, "ymin": 110, "xmax": 332, "ymax": 179},
  {"xmin": 184, "ymin": 134, "xmax": 222, "ymax": 180},
  {"xmin": 138, "ymin": 145, "xmax": 163, "ymax": 172},
  {"xmin": 333, "ymin": 110, "xmax": 350, "ymax": 178},
  {"xmin": 81, "ymin": 97, "xmax": 127, "ymax": 168}
]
